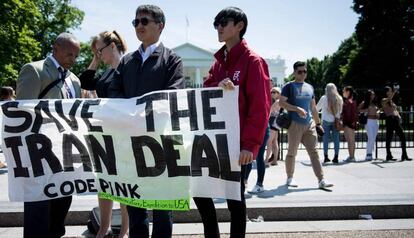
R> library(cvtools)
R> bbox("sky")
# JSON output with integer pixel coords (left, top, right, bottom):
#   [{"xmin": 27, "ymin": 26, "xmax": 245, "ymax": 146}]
[{"xmin": 71, "ymin": 0, "xmax": 359, "ymax": 75}]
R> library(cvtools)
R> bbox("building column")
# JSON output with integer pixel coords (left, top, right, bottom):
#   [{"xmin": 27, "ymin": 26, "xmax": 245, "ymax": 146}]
[{"xmin": 195, "ymin": 68, "xmax": 201, "ymax": 88}]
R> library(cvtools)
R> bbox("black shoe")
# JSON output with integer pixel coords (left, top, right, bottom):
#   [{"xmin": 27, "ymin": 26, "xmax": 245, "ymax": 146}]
[
  {"xmin": 402, "ymin": 155, "xmax": 412, "ymax": 161},
  {"xmin": 386, "ymin": 155, "xmax": 396, "ymax": 161},
  {"xmin": 324, "ymin": 155, "xmax": 330, "ymax": 163},
  {"xmin": 332, "ymin": 155, "xmax": 339, "ymax": 164}
]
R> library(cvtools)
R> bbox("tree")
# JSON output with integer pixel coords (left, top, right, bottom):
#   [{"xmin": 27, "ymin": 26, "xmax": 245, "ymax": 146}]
[
  {"xmin": 34, "ymin": 0, "xmax": 84, "ymax": 59},
  {"xmin": 349, "ymin": 0, "xmax": 413, "ymax": 108},
  {"xmin": 0, "ymin": 0, "xmax": 41, "ymax": 86},
  {"xmin": 0, "ymin": 0, "xmax": 84, "ymax": 87}
]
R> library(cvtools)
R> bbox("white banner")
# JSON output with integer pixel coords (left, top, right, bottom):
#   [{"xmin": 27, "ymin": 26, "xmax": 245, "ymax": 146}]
[{"xmin": 0, "ymin": 87, "xmax": 241, "ymax": 204}]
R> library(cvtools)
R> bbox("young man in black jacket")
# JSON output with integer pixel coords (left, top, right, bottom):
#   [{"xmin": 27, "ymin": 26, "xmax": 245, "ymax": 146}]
[{"xmin": 109, "ymin": 4, "xmax": 185, "ymax": 238}]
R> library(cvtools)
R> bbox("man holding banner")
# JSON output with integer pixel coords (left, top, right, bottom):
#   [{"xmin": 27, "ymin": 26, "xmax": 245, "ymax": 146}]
[
  {"xmin": 193, "ymin": 7, "xmax": 271, "ymax": 238},
  {"xmin": 16, "ymin": 32, "xmax": 81, "ymax": 238},
  {"xmin": 109, "ymin": 4, "xmax": 184, "ymax": 238}
]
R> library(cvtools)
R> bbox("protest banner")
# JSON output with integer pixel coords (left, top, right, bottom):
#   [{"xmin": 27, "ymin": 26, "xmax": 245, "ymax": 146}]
[{"xmin": 0, "ymin": 87, "xmax": 241, "ymax": 210}]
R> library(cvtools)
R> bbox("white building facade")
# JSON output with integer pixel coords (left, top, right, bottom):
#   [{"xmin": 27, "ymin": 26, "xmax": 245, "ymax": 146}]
[{"xmin": 173, "ymin": 43, "xmax": 286, "ymax": 88}]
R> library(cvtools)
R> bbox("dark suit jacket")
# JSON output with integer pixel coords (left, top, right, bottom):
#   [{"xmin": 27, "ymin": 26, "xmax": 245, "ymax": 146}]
[{"xmin": 16, "ymin": 57, "xmax": 81, "ymax": 99}]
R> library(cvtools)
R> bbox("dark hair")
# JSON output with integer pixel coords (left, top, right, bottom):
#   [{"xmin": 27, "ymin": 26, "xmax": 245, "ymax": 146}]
[
  {"xmin": 0, "ymin": 86, "xmax": 15, "ymax": 100},
  {"xmin": 293, "ymin": 61, "xmax": 306, "ymax": 71},
  {"xmin": 215, "ymin": 7, "xmax": 248, "ymax": 39},
  {"xmin": 362, "ymin": 89, "xmax": 375, "ymax": 109},
  {"xmin": 99, "ymin": 30, "xmax": 127, "ymax": 54},
  {"xmin": 344, "ymin": 86, "xmax": 355, "ymax": 99},
  {"xmin": 136, "ymin": 5, "xmax": 165, "ymax": 25}
]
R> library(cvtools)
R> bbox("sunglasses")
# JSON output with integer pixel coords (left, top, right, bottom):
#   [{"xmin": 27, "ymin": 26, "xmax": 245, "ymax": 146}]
[
  {"xmin": 97, "ymin": 44, "xmax": 110, "ymax": 54},
  {"xmin": 296, "ymin": 70, "xmax": 307, "ymax": 74},
  {"xmin": 132, "ymin": 17, "xmax": 157, "ymax": 27},
  {"xmin": 213, "ymin": 18, "xmax": 234, "ymax": 29}
]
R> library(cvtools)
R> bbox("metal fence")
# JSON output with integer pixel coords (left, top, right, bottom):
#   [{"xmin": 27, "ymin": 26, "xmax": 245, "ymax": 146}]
[{"xmin": 278, "ymin": 111, "xmax": 414, "ymax": 159}]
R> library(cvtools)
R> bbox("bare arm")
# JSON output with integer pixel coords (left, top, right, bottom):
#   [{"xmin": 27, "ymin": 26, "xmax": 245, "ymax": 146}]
[{"xmin": 310, "ymin": 98, "xmax": 321, "ymax": 124}]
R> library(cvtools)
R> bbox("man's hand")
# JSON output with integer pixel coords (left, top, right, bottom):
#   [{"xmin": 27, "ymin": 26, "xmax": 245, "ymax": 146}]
[
  {"xmin": 297, "ymin": 107, "xmax": 307, "ymax": 118},
  {"xmin": 315, "ymin": 123, "xmax": 325, "ymax": 137},
  {"xmin": 218, "ymin": 78, "xmax": 235, "ymax": 91},
  {"xmin": 239, "ymin": 149, "xmax": 254, "ymax": 166}
]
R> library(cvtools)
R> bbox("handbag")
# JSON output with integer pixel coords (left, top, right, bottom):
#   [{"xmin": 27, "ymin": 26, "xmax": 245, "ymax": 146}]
[
  {"xmin": 358, "ymin": 112, "xmax": 368, "ymax": 125},
  {"xmin": 276, "ymin": 109, "xmax": 291, "ymax": 129},
  {"xmin": 275, "ymin": 82, "xmax": 293, "ymax": 129},
  {"xmin": 334, "ymin": 118, "xmax": 344, "ymax": 131}
]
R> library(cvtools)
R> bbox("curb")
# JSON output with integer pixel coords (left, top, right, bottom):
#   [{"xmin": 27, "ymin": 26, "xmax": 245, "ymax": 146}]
[{"xmin": 1, "ymin": 204, "xmax": 413, "ymax": 227}]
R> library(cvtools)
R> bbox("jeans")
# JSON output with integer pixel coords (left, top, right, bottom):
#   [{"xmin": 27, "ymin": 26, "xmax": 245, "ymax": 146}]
[
  {"xmin": 385, "ymin": 116, "xmax": 407, "ymax": 157},
  {"xmin": 193, "ymin": 166, "xmax": 247, "ymax": 238},
  {"xmin": 322, "ymin": 120, "xmax": 340, "ymax": 156},
  {"xmin": 365, "ymin": 119, "xmax": 379, "ymax": 156},
  {"xmin": 126, "ymin": 207, "xmax": 172, "ymax": 238},
  {"xmin": 245, "ymin": 126, "xmax": 270, "ymax": 186}
]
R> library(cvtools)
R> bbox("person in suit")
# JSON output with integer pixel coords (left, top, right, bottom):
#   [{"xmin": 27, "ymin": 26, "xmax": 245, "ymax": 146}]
[{"xmin": 16, "ymin": 32, "xmax": 81, "ymax": 238}]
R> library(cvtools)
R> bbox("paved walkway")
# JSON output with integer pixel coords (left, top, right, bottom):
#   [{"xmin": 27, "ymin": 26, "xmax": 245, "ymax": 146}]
[{"xmin": 0, "ymin": 147, "xmax": 413, "ymax": 234}]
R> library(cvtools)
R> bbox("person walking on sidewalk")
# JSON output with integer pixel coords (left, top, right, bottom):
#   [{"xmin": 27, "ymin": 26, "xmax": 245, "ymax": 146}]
[
  {"xmin": 342, "ymin": 86, "xmax": 359, "ymax": 162},
  {"xmin": 381, "ymin": 86, "xmax": 412, "ymax": 161},
  {"xmin": 316, "ymin": 83, "xmax": 343, "ymax": 164},
  {"xmin": 279, "ymin": 61, "xmax": 333, "ymax": 189},
  {"xmin": 358, "ymin": 89, "xmax": 379, "ymax": 161},
  {"xmin": 193, "ymin": 7, "xmax": 271, "ymax": 238}
]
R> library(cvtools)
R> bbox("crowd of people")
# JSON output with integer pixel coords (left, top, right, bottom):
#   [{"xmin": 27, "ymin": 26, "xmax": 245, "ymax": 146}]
[{"xmin": 0, "ymin": 3, "xmax": 412, "ymax": 238}]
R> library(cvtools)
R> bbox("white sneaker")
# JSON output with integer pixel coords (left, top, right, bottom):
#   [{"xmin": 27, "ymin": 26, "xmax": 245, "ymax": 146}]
[
  {"xmin": 248, "ymin": 184, "xmax": 264, "ymax": 194},
  {"xmin": 318, "ymin": 179, "xmax": 334, "ymax": 189},
  {"xmin": 344, "ymin": 157, "xmax": 356, "ymax": 163},
  {"xmin": 286, "ymin": 177, "xmax": 298, "ymax": 187}
]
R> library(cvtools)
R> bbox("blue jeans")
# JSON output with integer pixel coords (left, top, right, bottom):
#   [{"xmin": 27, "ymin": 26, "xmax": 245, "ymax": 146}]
[
  {"xmin": 126, "ymin": 206, "xmax": 172, "ymax": 238},
  {"xmin": 245, "ymin": 126, "xmax": 270, "ymax": 186},
  {"xmin": 322, "ymin": 120, "xmax": 339, "ymax": 156}
]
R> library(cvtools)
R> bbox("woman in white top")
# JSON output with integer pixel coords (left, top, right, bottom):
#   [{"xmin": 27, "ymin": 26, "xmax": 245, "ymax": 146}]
[
  {"xmin": 317, "ymin": 83, "xmax": 343, "ymax": 164},
  {"xmin": 266, "ymin": 87, "xmax": 281, "ymax": 165}
]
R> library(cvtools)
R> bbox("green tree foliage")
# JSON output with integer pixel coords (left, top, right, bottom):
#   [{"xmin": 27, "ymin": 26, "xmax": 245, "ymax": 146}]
[
  {"xmin": 0, "ymin": 0, "xmax": 84, "ymax": 87},
  {"xmin": 0, "ymin": 0, "xmax": 40, "ymax": 86},
  {"xmin": 34, "ymin": 0, "xmax": 84, "ymax": 59},
  {"xmin": 350, "ymin": 0, "xmax": 413, "ymax": 90}
]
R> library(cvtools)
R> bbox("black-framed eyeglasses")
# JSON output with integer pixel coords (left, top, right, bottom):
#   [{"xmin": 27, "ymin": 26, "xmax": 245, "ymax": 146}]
[
  {"xmin": 297, "ymin": 70, "xmax": 307, "ymax": 74},
  {"xmin": 97, "ymin": 44, "xmax": 110, "ymax": 54},
  {"xmin": 132, "ymin": 17, "xmax": 157, "ymax": 27},
  {"xmin": 213, "ymin": 18, "xmax": 234, "ymax": 29}
]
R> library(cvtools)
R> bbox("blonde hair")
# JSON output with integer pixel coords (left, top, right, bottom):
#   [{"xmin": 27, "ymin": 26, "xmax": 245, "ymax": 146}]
[
  {"xmin": 271, "ymin": 87, "xmax": 281, "ymax": 93},
  {"xmin": 99, "ymin": 30, "xmax": 127, "ymax": 54},
  {"xmin": 325, "ymin": 83, "xmax": 343, "ymax": 115}
]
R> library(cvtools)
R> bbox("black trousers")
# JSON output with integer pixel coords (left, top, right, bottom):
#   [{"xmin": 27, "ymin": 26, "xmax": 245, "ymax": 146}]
[
  {"xmin": 126, "ymin": 206, "xmax": 173, "ymax": 238},
  {"xmin": 385, "ymin": 116, "xmax": 407, "ymax": 157},
  {"xmin": 193, "ymin": 166, "xmax": 246, "ymax": 238},
  {"xmin": 23, "ymin": 196, "xmax": 72, "ymax": 238}
]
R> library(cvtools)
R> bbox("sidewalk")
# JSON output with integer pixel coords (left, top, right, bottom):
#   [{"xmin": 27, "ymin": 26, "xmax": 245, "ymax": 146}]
[{"xmin": 0, "ymin": 147, "xmax": 413, "ymax": 227}]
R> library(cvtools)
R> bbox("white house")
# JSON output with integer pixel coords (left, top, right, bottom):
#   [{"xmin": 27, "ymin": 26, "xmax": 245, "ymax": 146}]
[{"xmin": 173, "ymin": 43, "xmax": 286, "ymax": 88}]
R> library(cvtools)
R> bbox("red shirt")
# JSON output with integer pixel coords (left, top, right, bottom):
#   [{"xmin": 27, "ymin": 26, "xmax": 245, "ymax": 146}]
[
  {"xmin": 204, "ymin": 39, "xmax": 271, "ymax": 158},
  {"xmin": 342, "ymin": 98, "xmax": 358, "ymax": 129}
]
